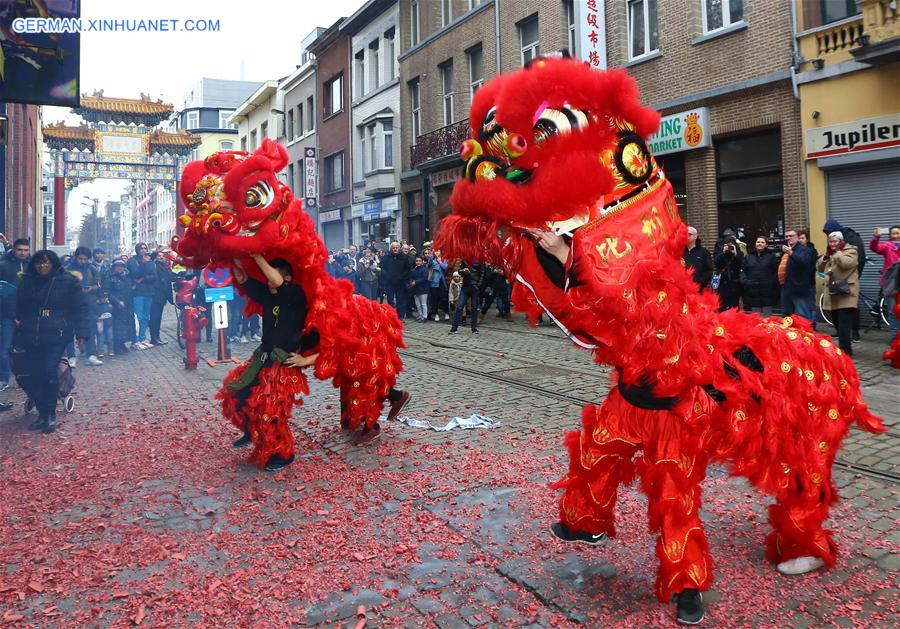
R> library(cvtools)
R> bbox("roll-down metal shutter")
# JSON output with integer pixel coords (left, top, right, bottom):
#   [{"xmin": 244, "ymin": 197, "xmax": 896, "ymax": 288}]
[{"xmin": 826, "ymin": 159, "xmax": 900, "ymax": 323}]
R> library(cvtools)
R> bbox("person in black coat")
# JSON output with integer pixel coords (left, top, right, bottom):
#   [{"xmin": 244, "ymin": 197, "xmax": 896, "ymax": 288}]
[
  {"xmin": 683, "ymin": 226, "xmax": 713, "ymax": 290},
  {"xmin": 380, "ymin": 241, "xmax": 413, "ymax": 318},
  {"xmin": 0, "ymin": 238, "xmax": 30, "ymax": 393},
  {"xmin": 714, "ymin": 235, "xmax": 744, "ymax": 311},
  {"xmin": 148, "ymin": 253, "xmax": 174, "ymax": 345},
  {"xmin": 14, "ymin": 250, "xmax": 89, "ymax": 433},
  {"xmin": 741, "ymin": 236, "xmax": 780, "ymax": 316},
  {"xmin": 104, "ymin": 260, "xmax": 135, "ymax": 354}
]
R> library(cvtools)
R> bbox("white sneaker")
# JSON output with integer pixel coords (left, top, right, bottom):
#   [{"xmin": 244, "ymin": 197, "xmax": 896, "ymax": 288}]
[
  {"xmin": 68, "ymin": 356, "xmax": 77, "ymax": 367},
  {"xmin": 777, "ymin": 556, "xmax": 825, "ymax": 575},
  {"xmin": 87, "ymin": 355, "xmax": 103, "ymax": 366},
  {"xmin": 251, "ymin": 334, "xmax": 262, "ymax": 341},
  {"xmin": 239, "ymin": 336, "xmax": 249, "ymax": 344},
  {"xmin": 444, "ymin": 314, "xmax": 450, "ymax": 321}
]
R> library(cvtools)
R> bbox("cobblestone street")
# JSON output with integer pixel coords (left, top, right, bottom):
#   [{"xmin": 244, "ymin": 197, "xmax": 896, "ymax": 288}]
[{"xmin": 1, "ymin": 313, "xmax": 897, "ymax": 627}]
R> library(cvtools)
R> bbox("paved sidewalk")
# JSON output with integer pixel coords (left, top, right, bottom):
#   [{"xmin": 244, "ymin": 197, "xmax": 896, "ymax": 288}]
[{"xmin": 0, "ymin": 312, "xmax": 897, "ymax": 627}]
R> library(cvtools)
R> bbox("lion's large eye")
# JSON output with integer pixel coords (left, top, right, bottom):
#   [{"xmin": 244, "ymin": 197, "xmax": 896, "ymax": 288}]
[
  {"xmin": 244, "ymin": 181, "xmax": 273, "ymax": 209},
  {"xmin": 533, "ymin": 108, "xmax": 571, "ymax": 145}
]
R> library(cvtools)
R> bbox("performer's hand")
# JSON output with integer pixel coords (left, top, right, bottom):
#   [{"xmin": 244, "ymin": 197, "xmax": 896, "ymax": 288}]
[
  {"xmin": 525, "ymin": 228, "xmax": 570, "ymax": 264},
  {"xmin": 873, "ymin": 227, "xmax": 880, "ymax": 238},
  {"xmin": 284, "ymin": 352, "xmax": 318, "ymax": 368}
]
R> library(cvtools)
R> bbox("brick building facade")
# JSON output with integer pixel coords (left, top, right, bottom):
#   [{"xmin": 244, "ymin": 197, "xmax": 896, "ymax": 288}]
[
  {"xmin": 606, "ymin": 0, "xmax": 804, "ymax": 246},
  {"xmin": 1, "ymin": 102, "xmax": 43, "ymax": 244},
  {"xmin": 309, "ymin": 20, "xmax": 354, "ymax": 251}
]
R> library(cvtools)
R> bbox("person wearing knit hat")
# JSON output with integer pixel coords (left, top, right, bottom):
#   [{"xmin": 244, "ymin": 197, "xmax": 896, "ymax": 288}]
[{"xmin": 823, "ymin": 218, "xmax": 865, "ymax": 341}]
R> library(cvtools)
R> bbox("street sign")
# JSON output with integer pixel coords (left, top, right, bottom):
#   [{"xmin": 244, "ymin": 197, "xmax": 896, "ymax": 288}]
[
  {"xmin": 212, "ymin": 300, "xmax": 229, "ymax": 330},
  {"xmin": 203, "ymin": 265, "xmax": 232, "ymax": 288},
  {"xmin": 204, "ymin": 286, "xmax": 234, "ymax": 302}
]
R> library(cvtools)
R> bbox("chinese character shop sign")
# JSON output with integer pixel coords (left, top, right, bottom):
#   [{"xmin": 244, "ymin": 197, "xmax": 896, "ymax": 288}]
[
  {"xmin": 304, "ymin": 147, "xmax": 317, "ymax": 210},
  {"xmin": 575, "ymin": 0, "xmax": 606, "ymax": 69}
]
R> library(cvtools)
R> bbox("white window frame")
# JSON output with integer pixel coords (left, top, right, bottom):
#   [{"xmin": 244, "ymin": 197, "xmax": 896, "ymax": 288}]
[
  {"xmin": 519, "ymin": 16, "xmax": 540, "ymax": 66},
  {"xmin": 441, "ymin": 62, "xmax": 454, "ymax": 126},
  {"xmin": 442, "ymin": 0, "xmax": 452, "ymax": 27},
  {"xmin": 383, "ymin": 121, "xmax": 393, "ymax": 168},
  {"xmin": 385, "ymin": 28, "xmax": 396, "ymax": 81},
  {"xmin": 219, "ymin": 140, "xmax": 234, "ymax": 151},
  {"xmin": 306, "ymin": 96, "xmax": 315, "ymax": 132},
  {"xmin": 368, "ymin": 123, "xmax": 378, "ymax": 172},
  {"xmin": 287, "ymin": 109, "xmax": 295, "ymax": 140},
  {"xmin": 468, "ymin": 46, "xmax": 484, "ymax": 97},
  {"xmin": 296, "ymin": 104, "xmax": 304, "ymax": 138},
  {"xmin": 410, "ymin": 80, "xmax": 421, "ymax": 140},
  {"xmin": 627, "ymin": 0, "xmax": 659, "ymax": 60},
  {"xmin": 186, "ymin": 110, "xmax": 199, "ymax": 129},
  {"xmin": 219, "ymin": 110, "xmax": 235, "ymax": 129},
  {"xmin": 369, "ymin": 39, "xmax": 380, "ymax": 91},
  {"xmin": 702, "ymin": 0, "xmax": 742, "ymax": 34},
  {"xmin": 566, "ymin": 0, "xmax": 576, "ymax": 55},
  {"xmin": 358, "ymin": 126, "xmax": 367, "ymax": 176},
  {"xmin": 249, "ymin": 129, "xmax": 257, "ymax": 150},
  {"xmin": 410, "ymin": 0, "xmax": 420, "ymax": 46},
  {"xmin": 354, "ymin": 49, "xmax": 365, "ymax": 98}
]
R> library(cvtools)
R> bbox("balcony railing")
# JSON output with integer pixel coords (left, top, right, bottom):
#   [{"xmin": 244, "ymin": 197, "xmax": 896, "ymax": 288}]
[
  {"xmin": 860, "ymin": 0, "xmax": 899, "ymax": 43},
  {"xmin": 410, "ymin": 119, "xmax": 470, "ymax": 168},
  {"xmin": 815, "ymin": 18, "xmax": 864, "ymax": 55}
]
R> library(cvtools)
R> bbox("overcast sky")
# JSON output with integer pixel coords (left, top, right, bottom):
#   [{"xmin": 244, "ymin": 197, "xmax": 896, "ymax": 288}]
[{"xmin": 49, "ymin": 0, "xmax": 361, "ymax": 228}]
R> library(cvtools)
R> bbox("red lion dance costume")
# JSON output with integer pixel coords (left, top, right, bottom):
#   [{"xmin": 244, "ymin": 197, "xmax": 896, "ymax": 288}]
[
  {"xmin": 436, "ymin": 56, "xmax": 885, "ymax": 622},
  {"xmin": 174, "ymin": 139, "xmax": 405, "ymax": 467}
]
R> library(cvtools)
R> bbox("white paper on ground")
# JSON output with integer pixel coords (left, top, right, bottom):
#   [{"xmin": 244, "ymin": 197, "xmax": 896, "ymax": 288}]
[{"xmin": 395, "ymin": 414, "xmax": 499, "ymax": 432}]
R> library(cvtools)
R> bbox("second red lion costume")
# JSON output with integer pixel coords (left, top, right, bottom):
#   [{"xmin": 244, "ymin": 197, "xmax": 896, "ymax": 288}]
[
  {"xmin": 436, "ymin": 56, "xmax": 885, "ymax": 621},
  {"xmin": 174, "ymin": 140, "xmax": 405, "ymax": 467}
]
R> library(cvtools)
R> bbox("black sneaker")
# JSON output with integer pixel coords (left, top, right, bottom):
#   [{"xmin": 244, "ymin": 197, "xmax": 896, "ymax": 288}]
[
  {"xmin": 264, "ymin": 453, "xmax": 295, "ymax": 471},
  {"xmin": 549, "ymin": 522, "xmax": 608, "ymax": 546},
  {"xmin": 28, "ymin": 416, "xmax": 47, "ymax": 431},
  {"xmin": 472, "ymin": 329, "xmax": 479, "ymax": 334},
  {"xmin": 0, "ymin": 401, "xmax": 12, "ymax": 412},
  {"xmin": 448, "ymin": 329, "xmax": 459, "ymax": 335},
  {"xmin": 232, "ymin": 432, "xmax": 252, "ymax": 448},
  {"xmin": 675, "ymin": 589, "xmax": 704, "ymax": 625}
]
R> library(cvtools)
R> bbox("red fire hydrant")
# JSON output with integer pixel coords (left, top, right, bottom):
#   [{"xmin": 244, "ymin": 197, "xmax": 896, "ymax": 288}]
[{"xmin": 182, "ymin": 305, "xmax": 207, "ymax": 370}]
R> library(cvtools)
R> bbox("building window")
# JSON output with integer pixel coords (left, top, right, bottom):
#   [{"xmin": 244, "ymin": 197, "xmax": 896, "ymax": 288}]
[
  {"xmin": 288, "ymin": 163, "xmax": 295, "ymax": 192},
  {"xmin": 468, "ymin": 45, "xmax": 484, "ymax": 96},
  {"xmin": 219, "ymin": 110, "xmax": 235, "ymax": 129},
  {"xmin": 287, "ymin": 110, "xmax": 295, "ymax": 140},
  {"xmin": 324, "ymin": 74, "xmax": 343, "ymax": 117},
  {"xmin": 409, "ymin": 79, "xmax": 421, "ymax": 140},
  {"xmin": 369, "ymin": 39, "xmax": 380, "ymax": 91},
  {"xmin": 296, "ymin": 104, "xmax": 304, "ymax": 138},
  {"xmin": 804, "ymin": 0, "xmax": 859, "ymax": 29},
  {"xmin": 354, "ymin": 50, "xmax": 365, "ymax": 97},
  {"xmin": 441, "ymin": 61, "xmax": 454, "ymax": 126},
  {"xmin": 702, "ymin": 0, "xmax": 743, "ymax": 33},
  {"xmin": 306, "ymin": 96, "xmax": 315, "ymax": 131},
  {"xmin": 240, "ymin": 136, "xmax": 247, "ymax": 151},
  {"xmin": 442, "ymin": 0, "xmax": 452, "ymax": 26},
  {"xmin": 715, "ymin": 129, "xmax": 784, "ymax": 240},
  {"xmin": 250, "ymin": 129, "xmax": 257, "ymax": 150},
  {"xmin": 566, "ymin": 0, "xmax": 576, "ymax": 55},
  {"xmin": 260, "ymin": 121, "xmax": 268, "ymax": 139},
  {"xmin": 519, "ymin": 16, "xmax": 540, "ymax": 66},
  {"xmin": 324, "ymin": 151, "xmax": 344, "ymax": 192},
  {"xmin": 368, "ymin": 123, "xmax": 377, "ymax": 172},
  {"xmin": 411, "ymin": 0, "xmax": 420, "ymax": 46},
  {"xmin": 186, "ymin": 110, "xmax": 199, "ymax": 129},
  {"xmin": 385, "ymin": 28, "xmax": 396, "ymax": 80},
  {"xmin": 628, "ymin": 0, "xmax": 659, "ymax": 59},
  {"xmin": 219, "ymin": 140, "xmax": 234, "ymax": 151},
  {"xmin": 384, "ymin": 121, "xmax": 393, "ymax": 168}
]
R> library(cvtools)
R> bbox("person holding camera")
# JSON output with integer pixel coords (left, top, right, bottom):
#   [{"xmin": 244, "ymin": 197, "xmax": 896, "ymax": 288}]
[
  {"xmin": 713, "ymin": 236, "xmax": 744, "ymax": 311},
  {"xmin": 356, "ymin": 250, "xmax": 380, "ymax": 301},
  {"xmin": 817, "ymin": 231, "xmax": 859, "ymax": 355},
  {"xmin": 741, "ymin": 236, "xmax": 779, "ymax": 316}
]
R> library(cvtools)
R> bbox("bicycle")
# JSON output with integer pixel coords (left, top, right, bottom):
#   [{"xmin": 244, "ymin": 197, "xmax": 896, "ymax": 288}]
[{"xmin": 818, "ymin": 283, "xmax": 889, "ymax": 329}]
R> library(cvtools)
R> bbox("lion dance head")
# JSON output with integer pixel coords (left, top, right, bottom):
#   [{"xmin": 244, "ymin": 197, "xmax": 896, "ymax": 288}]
[
  {"xmin": 173, "ymin": 138, "xmax": 325, "ymax": 271},
  {"xmin": 438, "ymin": 55, "xmax": 675, "ymax": 265}
]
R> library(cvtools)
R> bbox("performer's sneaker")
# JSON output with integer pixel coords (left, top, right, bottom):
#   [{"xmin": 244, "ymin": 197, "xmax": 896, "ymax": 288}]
[
  {"xmin": 232, "ymin": 432, "xmax": 252, "ymax": 448},
  {"xmin": 264, "ymin": 453, "xmax": 295, "ymax": 471},
  {"xmin": 549, "ymin": 522, "xmax": 608, "ymax": 546},
  {"xmin": 352, "ymin": 423, "xmax": 382, "ymax": 446},
  {"xmin": 674, "ymin": 589, "xmax": 704, "ymax": 625},
  {"xmin": 777, "ymin": 556, "xmax": 825, "ymax": 575},
  {"xmin": 386, "ymin": 391, "xmax": 411, "ymax": 423}
]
